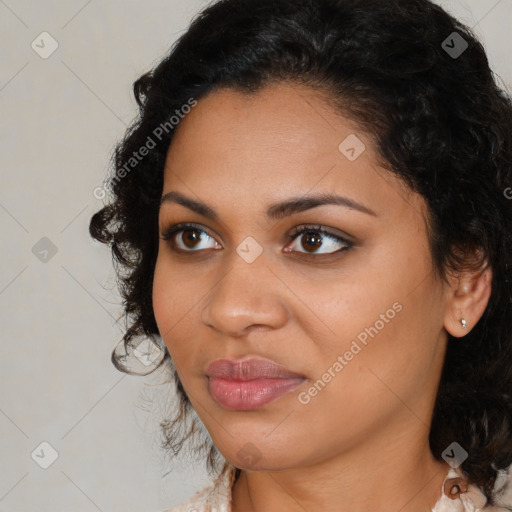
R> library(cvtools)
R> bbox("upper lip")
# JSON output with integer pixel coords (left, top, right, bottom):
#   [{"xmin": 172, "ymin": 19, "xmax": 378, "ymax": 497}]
[{"xmin": 205, "ymin": 357, "xmax": 305, "ymax": 381}]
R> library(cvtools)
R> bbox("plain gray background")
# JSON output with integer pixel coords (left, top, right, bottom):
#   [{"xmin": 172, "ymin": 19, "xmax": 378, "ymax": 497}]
[{"xmin": 1, "ymin": 1, "xmax": 511, "ymax": 511}]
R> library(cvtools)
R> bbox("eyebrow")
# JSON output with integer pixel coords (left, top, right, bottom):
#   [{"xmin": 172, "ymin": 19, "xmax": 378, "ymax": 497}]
[{"xmin": 159, "ymin": 190, "xmax": 377, "ymax": 221}]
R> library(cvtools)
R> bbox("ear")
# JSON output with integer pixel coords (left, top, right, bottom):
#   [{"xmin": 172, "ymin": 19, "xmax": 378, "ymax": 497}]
[{"xmin": 443, "ymin": 253, "xmax": 492, "ymax": 338}]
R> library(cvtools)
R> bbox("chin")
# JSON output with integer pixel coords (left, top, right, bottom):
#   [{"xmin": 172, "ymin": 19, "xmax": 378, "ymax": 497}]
[{"xmin": 216, "ymin": 437, "xmax": 303, "ymax": 472}]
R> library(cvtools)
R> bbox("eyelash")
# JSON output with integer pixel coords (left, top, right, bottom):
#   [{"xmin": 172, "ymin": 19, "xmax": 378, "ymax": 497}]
[{"xmin": 160, "ymin": 222, "xmax": 354, "ymax": 257}]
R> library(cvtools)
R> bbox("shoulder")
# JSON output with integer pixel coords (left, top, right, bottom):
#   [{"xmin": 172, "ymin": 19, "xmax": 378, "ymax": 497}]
[{"xmin": 161, "ymin": 461, "xmax": 238, "ymax": 512}]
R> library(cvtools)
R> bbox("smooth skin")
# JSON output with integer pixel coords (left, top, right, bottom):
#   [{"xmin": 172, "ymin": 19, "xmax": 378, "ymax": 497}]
[{"xmin": 152, "ymin": 82, "xmax": 492, "ymax": 512}]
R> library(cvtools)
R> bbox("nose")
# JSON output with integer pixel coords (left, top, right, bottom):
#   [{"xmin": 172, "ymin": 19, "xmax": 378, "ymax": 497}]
[{"xmin": 200, "ymin": 248, "xmax": 288, "ymax": 338}]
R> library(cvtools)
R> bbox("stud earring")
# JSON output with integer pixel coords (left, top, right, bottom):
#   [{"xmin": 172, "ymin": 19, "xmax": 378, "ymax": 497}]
[{"xmin": 461, "ymin": 318, "xmax": 467, "ymax": 329}]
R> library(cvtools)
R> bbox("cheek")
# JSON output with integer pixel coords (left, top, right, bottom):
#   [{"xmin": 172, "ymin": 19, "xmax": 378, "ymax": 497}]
[
  {"xmin": 310, "ymin": 284, "xmax": 443, "ymax": 420},
  {"xmin": 302, "ymin": 241, "xmax": 441, "ymax": 379},
  {"xmin": 152, "ymin": 257, "xmax": 171, "ymax": 334},
  {"xmin": 152, "ymin": 256, "xmax": 205, "ymax": 373},
  {"xmin": 152, "ymin": 256, "xmax": 190, "ymax": 350},
  {"xmin": 153, "ymin": 254, "xmax": 195, "ymax": 328},
  {"xmin": 294, "ymin": 298, "xmax": 439, "ymax": 450},
  {"xmin": 291, "ymin": 266, "xmax": 401, "ymax": 358}
]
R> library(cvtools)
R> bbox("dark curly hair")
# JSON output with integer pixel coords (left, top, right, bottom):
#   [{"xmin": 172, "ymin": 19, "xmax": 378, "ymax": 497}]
[{"xmin": 89, "ymin": 0, "xmax": 512, "ymax": 506}]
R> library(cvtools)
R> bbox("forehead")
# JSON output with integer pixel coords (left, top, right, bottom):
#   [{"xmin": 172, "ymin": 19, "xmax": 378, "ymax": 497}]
[
  {"xmin": 165, "ymin": 83, "xmax": 355, "ymax": 173},
  {"xmin": 162, "ymin": 82, "xmax": 424, "ymax": 222}
]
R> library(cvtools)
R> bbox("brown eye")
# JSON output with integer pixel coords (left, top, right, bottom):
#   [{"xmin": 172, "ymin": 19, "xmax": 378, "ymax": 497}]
[
  {"xmin": 286, "ymin": 225, "xmax": 353, "ymax": 255},
  {"xmin": 160, "ymin": 223, "xmax": 222, "ymax": 252},
  {"xmin": 301, "ymin": 232, "xmax": 323, "ymax": 252},
  {"xmin": 181, "ymin": 228, "xmax": 203, "ymax": 249}
]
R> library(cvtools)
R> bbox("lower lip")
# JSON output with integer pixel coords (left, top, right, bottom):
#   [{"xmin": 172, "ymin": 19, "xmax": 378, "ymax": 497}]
[{"xmin": 208, "ymin": 377, "xmax": 305, "ymax": 410}]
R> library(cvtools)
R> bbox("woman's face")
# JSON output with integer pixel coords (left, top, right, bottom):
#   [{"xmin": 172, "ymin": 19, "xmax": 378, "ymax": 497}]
[{"xmin": 153, "ymin": 82, "xmax": 451, "ymax": 471}]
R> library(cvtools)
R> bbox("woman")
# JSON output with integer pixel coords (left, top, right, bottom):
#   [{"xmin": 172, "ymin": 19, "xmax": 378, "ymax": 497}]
[{"xmin": 89, "ymin": 0, "xmax": 512, "ymax": 510}]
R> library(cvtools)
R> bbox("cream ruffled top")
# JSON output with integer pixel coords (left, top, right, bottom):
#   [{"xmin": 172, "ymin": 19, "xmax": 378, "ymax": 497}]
[{"xmin": 163, "ymin": 461, "xmax": 510, "ymax": 512}]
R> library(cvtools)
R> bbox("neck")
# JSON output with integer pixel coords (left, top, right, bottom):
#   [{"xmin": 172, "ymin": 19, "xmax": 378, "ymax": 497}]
[{"xmin": 231, "ymin": 427, "xmax": 450, "ymax": 512}]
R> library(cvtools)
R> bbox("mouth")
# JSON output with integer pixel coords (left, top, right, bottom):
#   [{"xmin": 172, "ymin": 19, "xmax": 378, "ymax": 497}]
[{"xmin": 205, "ymin": 357, "xmax": 306, "ymax": 411}]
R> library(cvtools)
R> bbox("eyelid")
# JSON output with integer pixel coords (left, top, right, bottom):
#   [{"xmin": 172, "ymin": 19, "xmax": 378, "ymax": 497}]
[
  {"xmin": 287, "ymin": 224, "xmax": 355, "ymax": 244},
  {"xmin": 160, "ymin": 222, "xmax": 216, "ymax": 241}
]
